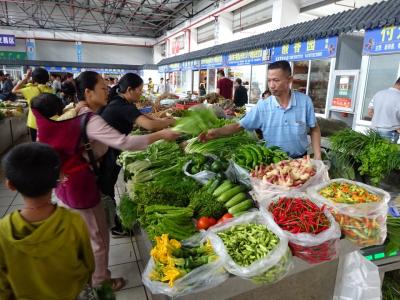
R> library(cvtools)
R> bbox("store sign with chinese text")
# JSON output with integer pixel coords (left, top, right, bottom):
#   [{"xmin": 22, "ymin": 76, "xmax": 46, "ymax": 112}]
[
  {"xmin": 0, "ymin": 34, "xmax": 15, "ymax": 46},
  {"xmin": 181, "ymin": 59, "xmax": 200, "ymax": 70},
  {"xmin": 363, "ymin": 26, "xmax": 400, "ymax": 55},
  {"xmin": 158, "ymin": 65, "xmax": 168, "ymax": 73},
  {"xmin": 168, "ymin": 63, "xmax": 180, "ymax": 72},
  {"xmin": 226, "ymin": 48, "xmax": 271, "ymax": 66},
  {"xmin": 200, "ymin": 55, "xmax": 224, "ymax": 68},
  {"xmin": 271, "ymin": 36, "xmax": 338, "ymax": 62}
]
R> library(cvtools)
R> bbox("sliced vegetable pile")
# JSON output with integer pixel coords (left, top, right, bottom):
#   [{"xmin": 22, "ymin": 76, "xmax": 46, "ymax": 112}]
[
  {"xmin": 319, "ymin": 182, "xmax": 380, "ymax": 204},
  {"xmin": 149, "ymin": 234, "xmax": 217, "ymax": 287},
  {"xmin": 233, "ymin": 144, "xmax": 288, "ymax": 170},
  {"xmin": 173, "ymin": 107, "xmax": 219, "ymax": 136},
  {"xmin": 251, "ymin": 157, "xmax": 316, "ymax": 187},
  {"xmin": 140, "ymin": 205, "xmax": 196, "ymax": 241},
  {"xmin": 269, "ymin": 197, "xmax": 329, "ymax": 234},
  {"xmin": 217, "ymin": 224, "xmax": 279, "ymax": 267}
]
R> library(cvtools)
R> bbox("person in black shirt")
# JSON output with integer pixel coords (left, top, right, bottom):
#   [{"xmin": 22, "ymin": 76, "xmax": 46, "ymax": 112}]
[
  {"xmin": 233, "ymin": 78, "xmax": 248, "ymax": 107},
  {"xmin": 99, "ymin": 73, "xmax": 175, "ymax": 235}
]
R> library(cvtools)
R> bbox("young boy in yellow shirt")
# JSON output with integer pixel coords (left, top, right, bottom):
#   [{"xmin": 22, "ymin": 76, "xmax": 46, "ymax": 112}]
[
  {"xmin": 0, "ymin": 143, "xmax": 94, "ymax": 300},
  {"xmin": 12, "ymin": 68, "xmax": 54, "ymax": 141}
]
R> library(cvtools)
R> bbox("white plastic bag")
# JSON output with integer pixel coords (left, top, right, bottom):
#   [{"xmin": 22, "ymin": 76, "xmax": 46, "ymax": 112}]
[
  {"xmin": 225, "ymin": 160, "xmax": 251, "ymax": 187},
  {"xmin": 207, "ymin": 211, "xmax": 292, "ymax": 283},
  {"xmin": 142, "ymin": 233, "xmax": 228, "ymax": 298},
  {"xmin": 183, "ymin": 154, "xmax": 220, "ymax": 185},
  {"xmin": 259, "ymin": 192, "xmax": 341, "ymax": 264},
  {"xmin": 251, "ymin": 159, "xmax": 329, "ymax": 203},
  {"xmin": 308, "ymin": 179, "xmax": 390, "ymax": 247},
  {"xmin": 333, "ymin": 251, "xmax": 381, "ymax": 300}
]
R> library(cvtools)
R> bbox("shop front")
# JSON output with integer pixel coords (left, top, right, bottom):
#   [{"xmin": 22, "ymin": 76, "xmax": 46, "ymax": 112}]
[
  {"xmin": 270, "ymin": 36, "xmax": 338, "ymax": 116},
  {"xmin": 226, "ymin": 48, "xmax": 271, "ymax": 104},
  {"xmin": 354, "ymin": 25, "xmax": 400, "ymax": 133},
  {"xmin": 200, "ymin": 55, "xmax": 224, "ymax": 94}
]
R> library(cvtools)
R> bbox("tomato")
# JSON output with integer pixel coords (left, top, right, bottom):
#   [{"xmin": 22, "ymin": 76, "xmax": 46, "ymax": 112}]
[
  {"xmin": 216, "ymin": 219, "xmax": 224, "ymax": 225},
  {"xmin": 208, "ymin": 217, "xmax": 217, "ymax": 226},
  {"xmin": 196, "ymin": 217, "xmax": 211, "ymax": 230},
  {"xmin": 221, "ymin": 213, "xmax": 234, "ymax": 221}
]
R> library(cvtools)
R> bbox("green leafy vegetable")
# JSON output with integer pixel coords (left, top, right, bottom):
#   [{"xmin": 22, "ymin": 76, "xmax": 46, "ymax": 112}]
[
  {"xmin": 118, "ymin": 194, "xmax": 138, "ymax": 230},
  {"xmin": 173, "ymin": 107, "xmax": 219, "ymax": 135}
]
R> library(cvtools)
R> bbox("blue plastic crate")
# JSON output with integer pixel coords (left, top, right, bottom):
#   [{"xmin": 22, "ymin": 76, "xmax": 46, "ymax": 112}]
[{"xmin": 139, "ymin": 106, "xmax": 152, "ymax": 114}]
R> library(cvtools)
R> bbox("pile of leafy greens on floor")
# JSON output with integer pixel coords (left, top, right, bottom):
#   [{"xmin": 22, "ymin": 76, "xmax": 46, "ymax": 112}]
[{"xmin": 329, "ymin": 129, "xmax": 400, "ymax": 185}]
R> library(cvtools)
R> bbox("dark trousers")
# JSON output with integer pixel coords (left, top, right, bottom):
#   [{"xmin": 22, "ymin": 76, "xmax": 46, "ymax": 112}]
[
  {"xmin": 98, "ymin": 148, "xmax": 121, "ymax": 203},
  {"xmin": 29, "ymin": 128, "xmax": 37, "ymax": 142}
]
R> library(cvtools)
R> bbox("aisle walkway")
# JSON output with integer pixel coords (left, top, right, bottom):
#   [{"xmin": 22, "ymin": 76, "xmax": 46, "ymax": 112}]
[{"xmin": 0, "ymin": 173, "xmax": 148, "ymax": 300}]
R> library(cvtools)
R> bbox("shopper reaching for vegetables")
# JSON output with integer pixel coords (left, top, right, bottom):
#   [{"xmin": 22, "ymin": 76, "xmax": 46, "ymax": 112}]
[
  {"xmin": 99, "ymin": 73, "xmax": 176, "ymax": 236},
  {"xmin": 199, "ymin": 60, "xmax": 321, "ymax": 160}
]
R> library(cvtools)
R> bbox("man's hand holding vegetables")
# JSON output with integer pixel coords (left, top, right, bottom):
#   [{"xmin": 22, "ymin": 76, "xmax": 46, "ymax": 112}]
[{"xmin": 199, "ymin": 60, "xmax": 321, "ymax": 160}]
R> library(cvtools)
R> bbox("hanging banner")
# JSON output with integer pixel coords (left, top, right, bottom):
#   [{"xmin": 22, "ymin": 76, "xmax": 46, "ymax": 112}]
[
  {"xmin": 0, "ymin": 34, "xmax": 15, "ymax": 46},
  {"xmin": 43, "ymin": 66, "xmax": 81, "ymax": 73},
  {"xmin": 226, "ymin": 48, "xmax": 271, "ymax": 66},
  {"xmin": 363, "ymin": 26, "xmax": 400, "ymax": 55},
  {"xmin": 271, "ymin": 36, "xmax": 338, "ymax": 62},
  {"xmin": 26, "ymin": 39, "xmax": 36, "ymax": 60},
  {"xmin": 75, "ymin": 41, "xmax": 83, "ymax": 63},
  {"xmin": 200, "ymin": 55, "xmax": 224, "ymax": 68}
]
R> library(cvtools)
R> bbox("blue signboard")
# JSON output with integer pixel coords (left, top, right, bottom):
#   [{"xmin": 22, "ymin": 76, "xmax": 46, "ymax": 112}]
[
  {"xmin": 158, "ymin": 65, "xmax": 168, "ymax": 73},
  {"xmin": 75, "ymin": 41, "xmax": 83, "ymax": 63},
  {"xmin": 271, "ymin": 36, "xmax": 338, "ymax": 62},
  {"xmin": 43, "ymin": 66, "xmax": 81, "ymax": 73},
  {"xmin": 168, "ymin": 63, "xmax": 180, "ymax": 71},
  {"xmin": 181, "ymin": 59, "xmax": 200, "ymax": 70},
  {"xmin": 226, "ymin": 48, "xmax": 271, "ymax": 66},
  {"xmin": 200, "ymin": 55, "xmax": 224, "ymax": 68},
  {"xmin": 0, "ymin": 34, "xmax": 15, "ymax": 46},
  {"xmin": 363, "ymin": 26, "xmax": 400, "ymax": 55},
  {"xmin": 26, "ymin": 39, "xmax": 36, "ymax": 60}
]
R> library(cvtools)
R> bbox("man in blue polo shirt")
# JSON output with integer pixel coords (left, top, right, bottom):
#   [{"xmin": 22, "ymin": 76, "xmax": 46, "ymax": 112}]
[{"xmin": 200, "ymin": 60, "xmax": 321, "ymax": 159}]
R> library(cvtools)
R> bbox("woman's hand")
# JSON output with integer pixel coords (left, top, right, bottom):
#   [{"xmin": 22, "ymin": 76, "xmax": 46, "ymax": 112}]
[{"xmin": 160, "ymin": 129, "xmax": 181, "ymax": 141}]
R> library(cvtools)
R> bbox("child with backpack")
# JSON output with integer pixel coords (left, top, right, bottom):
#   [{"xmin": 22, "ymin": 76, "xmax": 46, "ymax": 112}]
[
  {"xmin": 30, "ymin": 73, "xmax": 180, "ymax": 291},
  {"xmin": 0, "ymin": 143, "xmax": 94, "ymax": 300}
]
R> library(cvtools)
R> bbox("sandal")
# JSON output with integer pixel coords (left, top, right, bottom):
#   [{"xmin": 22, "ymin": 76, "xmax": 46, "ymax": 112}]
[{"xmin": 110, "ymin": 277, "xmax": 126, "ymax": 292}]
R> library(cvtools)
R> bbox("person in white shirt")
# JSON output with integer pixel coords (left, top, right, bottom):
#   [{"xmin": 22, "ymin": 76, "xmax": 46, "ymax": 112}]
[
  {"xmin": 157, "ymin": 78, "xmax": 165, "ymax": 94},
  {"xmin": 368, "ymin": 77, "xmax": 400, "ymax": 143}
]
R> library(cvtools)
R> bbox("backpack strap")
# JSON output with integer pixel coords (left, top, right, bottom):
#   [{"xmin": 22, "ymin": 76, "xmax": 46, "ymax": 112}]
[{"xmin": 80, "ymin": 113, "xmax": 100, "ymax": 177}]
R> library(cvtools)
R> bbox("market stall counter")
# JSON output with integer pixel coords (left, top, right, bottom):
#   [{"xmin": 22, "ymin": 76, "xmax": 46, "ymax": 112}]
[{"xmin": 134, "ymin": 226, "xmax": 359, "ymax": 300}]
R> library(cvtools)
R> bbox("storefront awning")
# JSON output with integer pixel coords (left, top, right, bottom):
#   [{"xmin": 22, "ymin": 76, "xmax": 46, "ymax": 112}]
[{"xmin": 158, "ymin": 0, "xmax": 400, "ymax": 67}]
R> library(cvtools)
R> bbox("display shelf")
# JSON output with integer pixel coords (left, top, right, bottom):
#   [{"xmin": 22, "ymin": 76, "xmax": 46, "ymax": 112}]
[{"xmin": 135, "ymin": 225, "xmax": 361, "ymax": 300}]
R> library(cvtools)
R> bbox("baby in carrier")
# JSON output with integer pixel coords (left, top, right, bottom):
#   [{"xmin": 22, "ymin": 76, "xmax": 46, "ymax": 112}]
[{"xmin": 31, "ymin": 92, "xmax": 77, "ymax": 121}]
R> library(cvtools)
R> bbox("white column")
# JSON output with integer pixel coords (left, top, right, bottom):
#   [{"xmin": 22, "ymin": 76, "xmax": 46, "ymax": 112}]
[
  {"xmin": 215, "ymin": 12, "xmax": 234, "ymax": 45},
  {"xmin": 272, "ymin": 0, "xmax": 300, "ymax": 28}
]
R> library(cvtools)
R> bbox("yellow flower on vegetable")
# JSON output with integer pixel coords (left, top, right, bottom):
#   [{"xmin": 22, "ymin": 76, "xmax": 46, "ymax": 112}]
[
  {"xmin": 150, "ymin": 234, "xmax": 182, "ymax": 264},
  {"xmin": 161, "ymin": 265, "xmax": 184, "ymax": 287}
]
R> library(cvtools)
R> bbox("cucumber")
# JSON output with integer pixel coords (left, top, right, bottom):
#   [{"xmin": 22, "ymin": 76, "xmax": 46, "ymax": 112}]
[
  {"xmin": 217, "ymin": 185, "xmax": 245, "ymax": 203},
  {"xmin": 225, "ymin": 192, "xmax": 247, "ymax": 208},
  {"xmin": 212, "ymin": 180, "xmax": 234, "ymax": 197},
  {"xmin": 233, "ymin": 211, "xmax": 249, "ymax": 218},
  {"xmin": 208, "ymin": 178, "xmax": 221, "ymax": 194},
  {"xmin": 228, "ymin": 199, "xmax": 253, "ymax": 214}
]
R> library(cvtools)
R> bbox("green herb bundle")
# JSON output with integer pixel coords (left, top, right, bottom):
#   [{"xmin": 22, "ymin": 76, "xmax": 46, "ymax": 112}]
[{"xmin": 329, "ymin": 129, "xmax": 400, "ymax": 185}]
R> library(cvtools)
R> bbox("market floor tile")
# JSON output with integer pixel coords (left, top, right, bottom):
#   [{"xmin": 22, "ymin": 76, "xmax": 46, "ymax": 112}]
[
  {"xmin": 0, "ymin": 188, "xmax": 17, "ymax": 197},
  {"xmin": 110, "ymin": 236, "xmax": 135, "ymax": 246},
  {"xmin": 0, "ymin": 206, "xmax": 8, "ymax": 218},
  {"xmin": 109, "ymin": 262, "xmax": 142, "ymax": 290},
  {"xmin": 115, "ymin": 286, "xmax": 148, "ymax": 300},
  {"xmin": 12, "ymin": 193, "xmax": 24, "ymax": 205},
  {"xmin": 0, "ymin": 196, "xmax": 15, "ymax": 206},
  {"xmin": 109, "ymin": 242, "xmax": 139, "ymax": 265}
]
